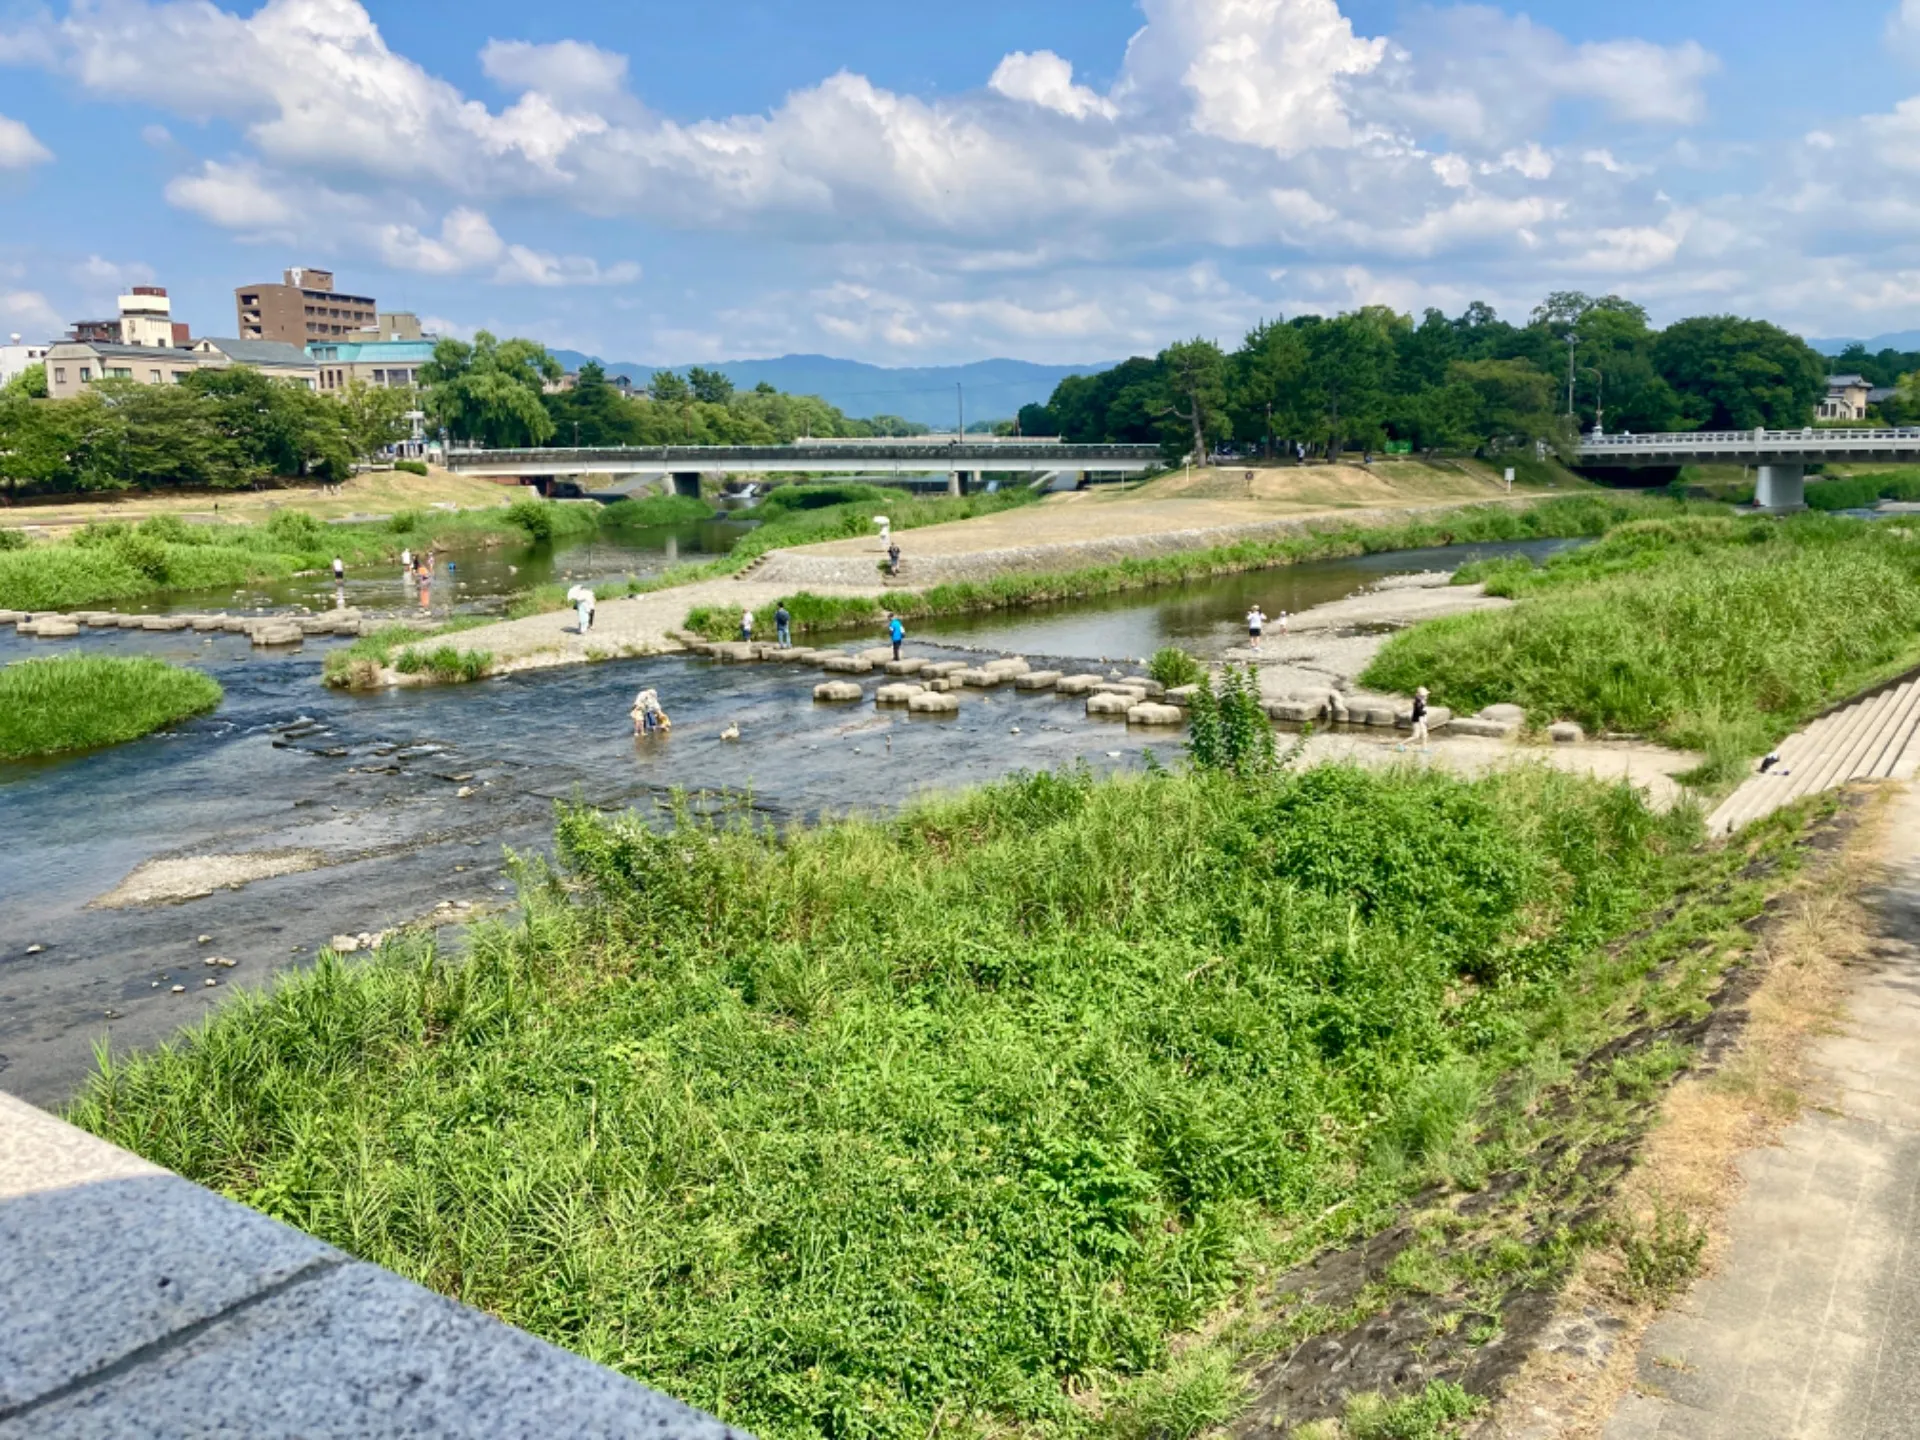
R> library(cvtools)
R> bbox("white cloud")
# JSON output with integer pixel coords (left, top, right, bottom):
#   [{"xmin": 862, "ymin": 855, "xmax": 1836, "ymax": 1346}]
[
  {"xmin": 0, "ymin": 289, "xmax": 63, "ymax": 341},
  {"xmin": 1890, "ymin": 0, "xmax": 1920, "ymax": 59},
  {"xmin": 72, "ymin": 255, "xmax": 156, "ymax": 288},
  {"xmin": 480, "ymin": 38, "xmax": 627, "ymax": 98},
  {"xmin": 989, "ymin": 51, "xmax": 1115, "ymax": 120},
  {"xmin": 380, "ymin": 206, "xmax": 639, "ymax": 286},
  {"xmin": 0, "ymin": 113, "xmax": 51, "ymax": 168},
  {"xmin": 1122, "ymin": 0, "xmax": 1386, "ymax": 156},
  {"xmin": 1431, "ymin": 154, "xmax": 1471, "ymax": 189},
  {"xmin": 164, "ymin": 160, "xmax": 299, "ymax": 232}
]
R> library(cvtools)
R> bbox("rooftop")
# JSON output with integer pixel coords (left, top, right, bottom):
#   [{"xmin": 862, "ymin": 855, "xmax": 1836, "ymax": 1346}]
[
  {"xmin": 305, "ymin": 339, "xmax": 439, "ymax": 363},
  {"xmin": 197, "ymin": 337, "xmax": 317, "ymax": 367}
]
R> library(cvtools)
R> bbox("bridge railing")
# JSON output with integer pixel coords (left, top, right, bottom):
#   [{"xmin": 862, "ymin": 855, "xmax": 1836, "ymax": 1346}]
[
  {"xmin": 1579, "ymin": 427, "xmax": 1920, "ymax": 452},
  {"xmin": 446, "ymin": 442, "xmax": 1165, "ymax": 465}
]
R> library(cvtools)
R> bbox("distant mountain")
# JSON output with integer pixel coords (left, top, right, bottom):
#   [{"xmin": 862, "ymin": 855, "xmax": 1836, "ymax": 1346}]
[
  {"xmin": 1809, "ymin": 332, "xmax": 1920, "ymax": 356},
  {"xmin": 545, "ymin": 351, "xmax": 1118, "ymax": 428}
]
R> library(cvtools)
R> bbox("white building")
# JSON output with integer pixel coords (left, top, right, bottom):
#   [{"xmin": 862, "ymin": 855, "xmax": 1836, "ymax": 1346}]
[{"xmin": 0, "ymin": 335, "xmax": 50, "ymax": 389}]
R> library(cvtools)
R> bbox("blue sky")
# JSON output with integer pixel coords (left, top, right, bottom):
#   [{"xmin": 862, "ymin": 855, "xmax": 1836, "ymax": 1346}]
[{"xmin": 2, "ymin": 0, "xmax": 1918, "ymax": 364}]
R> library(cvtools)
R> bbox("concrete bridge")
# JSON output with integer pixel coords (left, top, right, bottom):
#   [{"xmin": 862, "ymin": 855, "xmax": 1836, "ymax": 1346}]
[
  {"xmin": 446, "ymin": 439, "xmax": 1164, "ymax": 497},
  {"xmin": 1575, "ymin": 427, "xmax": 1920, "ymax": 509}
]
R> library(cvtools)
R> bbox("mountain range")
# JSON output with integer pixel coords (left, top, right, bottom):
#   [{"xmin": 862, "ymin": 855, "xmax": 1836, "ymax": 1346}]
[
  {"xmin": 545, "ymin": 351, "xmax": 1117, "ymax": 428},
  {"xmin": 1808, "ymin": 332, "xmax": 1920, "ymax": 356}
]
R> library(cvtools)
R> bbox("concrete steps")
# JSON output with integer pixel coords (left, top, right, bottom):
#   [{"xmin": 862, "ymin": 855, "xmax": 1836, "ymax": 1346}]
[{"xmin": 1709, "ymin": 678, "xmax": 1920, "ymax": 836}]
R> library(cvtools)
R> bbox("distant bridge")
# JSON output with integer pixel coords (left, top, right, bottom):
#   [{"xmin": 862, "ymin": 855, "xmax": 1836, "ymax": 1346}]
[
  {"xmin": 446, "ymin": 440, "xmax": 1164, "ymax": 497},
  {"xmin": 1575, "ymin": 428, "xmax": 1920, "ymax": 509}
]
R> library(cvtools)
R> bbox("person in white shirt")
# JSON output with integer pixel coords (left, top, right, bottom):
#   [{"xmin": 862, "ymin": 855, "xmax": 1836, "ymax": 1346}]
[{"xmin": 1246, "ymin": 606, "xmax": 1266, "ymax": 650}]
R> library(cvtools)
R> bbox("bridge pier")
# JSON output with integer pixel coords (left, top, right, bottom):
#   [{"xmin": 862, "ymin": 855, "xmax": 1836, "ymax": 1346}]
[
  {"xmin": 948, "ymin": 470, "xmax": 975, "ymax": 497},
  {"xmin": 671, "ymin": 472, "xmax": 702, "ymax": 499},
  {"xmin": 1755, "ymin": 464, "xmax": 1806, "ymax": 512}
]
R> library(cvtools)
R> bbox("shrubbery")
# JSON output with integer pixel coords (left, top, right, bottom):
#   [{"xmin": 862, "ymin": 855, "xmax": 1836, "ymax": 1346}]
[{"xmin": 0, "ymin": 655, "xmax": 222, "ymax": 760}]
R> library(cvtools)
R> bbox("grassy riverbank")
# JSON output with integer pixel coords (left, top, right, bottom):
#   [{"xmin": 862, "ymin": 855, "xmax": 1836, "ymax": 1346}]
[
  {"xmin": 0, "ymin": 655, "xmax": 222, "ymax": 760},
  {"xmin": 1364, "ymin": 512, "xmax": 1920, "ymax": 769},
  {"xmin": 71, "ymin": 759, "xmax": 1799, "ymax": 1438},
  {"xmin": 683, "ymin": 492, "xmax": 1690, "ymax": 640},
  {"xmin": 0, "ymin": 499, "xmax": 597, "ymax": 612}
]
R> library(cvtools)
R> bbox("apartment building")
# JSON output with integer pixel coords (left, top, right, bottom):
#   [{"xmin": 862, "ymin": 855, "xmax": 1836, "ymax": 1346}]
[
  {"xmin": 43, "ymin": 337, "xmax": 317, "ymax": 401},
  {"xmin": 65, "ymin": 288, "xmax": 192, "ymax": 348},
  {"xmin": 235, "ymin": 267, "xmax": 377, "ymax": 345},
  {"xmin": 1, "ymin": 336, "xmax": 50, "ymax": 388}
]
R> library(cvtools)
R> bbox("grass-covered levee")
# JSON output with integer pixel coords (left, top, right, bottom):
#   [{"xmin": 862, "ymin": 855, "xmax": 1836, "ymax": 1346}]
[{"xmin": 73, "ymin": 752, "xmax": 1771, "ymax": 1440}]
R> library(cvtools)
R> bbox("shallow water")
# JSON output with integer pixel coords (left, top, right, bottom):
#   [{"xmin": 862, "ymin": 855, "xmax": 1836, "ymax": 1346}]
[
  {"xmin": 0, "ymin": 531, "xmax": 1576, "ymax": 1103},
  {"xmin": 914, "ymin": 537, "xmax": 1583, "ymax": 660},
  {"xmin": 0, "ymin": 623, "xmax": 1171, "ymax": 1103},
  {"xmin": 128, "ymin": 518, "xmax": 755, "ymax": 618}
]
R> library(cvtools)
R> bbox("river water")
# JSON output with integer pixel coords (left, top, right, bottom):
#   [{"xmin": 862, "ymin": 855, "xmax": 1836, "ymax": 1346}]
[{"xmin": 0, "ymin": 534, "xmax": 1570, "ymax": 1104}]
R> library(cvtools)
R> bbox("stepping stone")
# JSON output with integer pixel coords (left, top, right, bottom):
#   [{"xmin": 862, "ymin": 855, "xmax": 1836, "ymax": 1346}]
[
  {"xmin": 814, "ymin": 681, "xmax": 864, "ymax": 702},
  {"xmin": 1449, "ymin": 717, "xmax": 1516, "ymax": 739},
  {"xmin": 821, "ymin": 654, "xmax": 873, "ymax": 674},
  {"xmin": 1013, "ymin": 671, "xmax": 1063, "ymax": 691},
  {"xmin": 1056, "ymin": 674, "xmax": 1106, "ymax": 696},
  {"xmin": 189, "ymin": 616, "xmax": 227, "ymax": 632},
  {"xmin": 983, "ymin": 657, "xmax": 1030, "ymax": 677},
  {"xmin": 1478, "ymin": 703, "xmax": 1526, "ymax": 725},
  {"xmin": 1267, "ymin": 700, "xmax": 1322, "ymax": 724},
  {"xmin": 1166, "ymin": 685, "xmax": 1200, "ymax": 707},
  {"xmin": 1086, "ymin": 693, "xmax": 1133, "ymax": 716},
  {"xmin": 22, "ymin": 617, "xmax": 79, "ymax": 638},
  {"xmin": 1549, "ymin": 721, "xmax": 1585, "ymax": 743},
  {"xmin": 142, "ymin": 615, "xmax": 189, "ymax": 631},
  {"xmin": 249, "ymin": 624, "xmax": 304, "ymax": 647},
  {"xmin": 958, "ymin": 668, "xmax": 1006, "ymax": 688},
  {"xmin": 920, "ymin": 661, "xmax": 968, "ymax": 679},
  {"xmin": 884, "ymin": 658, "xmax": 926, "ymax": 676},
  {"xmin": 1093, "ymin": 681, "xmax": 1148, "ymax": 697},
  {"xmin": 711, "ymin": 642, "xmax": 756, "ymax": 662},
  {"xmin": 0, "ymin": 610, "xmax": 21, "ymax": 624},
  {"xmin": 875, "ymin": 683, "xmax": 925, "ymax": 705},
  {"xmin": 1127, "ymin": 703, "xmax": 1186, "ymax": 727},
  {"xmin": 908, "ymin": 691, "xmax": 960, "ymax": 714},
  {"xmin": 859, "ymin": 647, "xmax": 896, "ymax": 664},
  {"xmin": 116, "ymin": 615, "xmax": 147, "ymax": 628}
]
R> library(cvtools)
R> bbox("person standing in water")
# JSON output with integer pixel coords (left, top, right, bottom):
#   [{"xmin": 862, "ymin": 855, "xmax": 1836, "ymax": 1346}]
[
  {"xmin": 888, "ymin": 612, "xmax": 905, "ymax": 661},
  {"xmin": 775, "ymin": 603, "xmax": 792, "ymax": 649},
  {"xmin": 332, "ymin": 555, "xmax": 345, "ymax": 583},
  {"xmin": 1246, "ymin": 605, "xmax": 1266, "ymax": 650}
]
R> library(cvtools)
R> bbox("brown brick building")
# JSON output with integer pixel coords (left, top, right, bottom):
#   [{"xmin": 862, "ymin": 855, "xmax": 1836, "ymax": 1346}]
[{"xmin": 234, "ymin": 267, "xmax": 376, "ymax": 346}]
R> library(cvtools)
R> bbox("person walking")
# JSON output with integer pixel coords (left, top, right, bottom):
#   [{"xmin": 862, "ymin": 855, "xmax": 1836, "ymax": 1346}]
[
  {"xmin": 887, "ymin": 541, "xmax": 901, "ymax": 576},
  {"xmin": 1409, "ymin": 686, "xmax": 1431, "ymax": 747},
  {"xmin": 572, "ymin": 586, "xmax": 595, "ymax": 633},
  {"xmin": 331, "ymin": 555, "xmax": 345, "ymax": 583},
  {"xmin": 888, "ymin": 612, "xmax": 905, "ymax": 662},
  {"xmin": 740, "ymin": 607, "xmax": 755, "ymax": 644},
  {"xmin": 775, "ymin": 602, "xmax": 792, "ymax": 649},
  {"xmin": 1246, "ymin": 604, "xmax": 1266, "ymax": 650}
]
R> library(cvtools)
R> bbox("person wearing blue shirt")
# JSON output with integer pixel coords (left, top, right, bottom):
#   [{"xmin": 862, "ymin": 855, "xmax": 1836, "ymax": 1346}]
[{"xmin": 888, "ymin": 613, "xmax": 905, "ymax": 662}]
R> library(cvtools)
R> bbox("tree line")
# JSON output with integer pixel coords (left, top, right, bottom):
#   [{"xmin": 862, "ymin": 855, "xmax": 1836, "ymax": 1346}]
[
  {"xmin": 0, "ymin": 364, "xmax": 412, "ymax": 498},
  {"xmin": 419, "ymin": 333, "xmax": 929, "ymax": 449},
  {"xmin": 1015, "ymin": 293, "xmax": 1833, "ymax": 460}
]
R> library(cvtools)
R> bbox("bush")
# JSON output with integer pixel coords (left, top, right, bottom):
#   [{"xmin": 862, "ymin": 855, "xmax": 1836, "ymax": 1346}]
[
  {"xmin": 136, "ymin": 514, "xmax": 196, "ymax": 544},
  {"xmin": 394, "ymin": 644, "xmax": 493, "ymax": 683},
  {"xmin": 1149, "ymin": 646, "xmax": 1204, "ymax": 689},
  {"xmin": 0, "ymin": 528, "xmax": 25, "ymax": 552},
  {"xmin": 1610, "ymin": 1204, "xmax": 1707, "ymax": 1304},
  {"xmin": 393, "ymin": 459, "xmax": 429, "ymax": 476},
  {"xmin": 599, "ymin": 495, "xmax": 713, "ymax": 527},
  {"xmin": 1188, "ymin": 664, "xmax": 1275, "ymax": 776},
  {"xmin": 265, "ymin": 509, "xmax": 324, "ymax": 549},
  {"xmin": 1343, "ymin": 1381, "xmax": 1482, "ymax": 1440},
  {"xmin": 389, "ymin": 510, "xmax": 422, "ymax": 533},
  {"xmin": 0, "ymin": 655, "xmax": 222, "ymax": 760},
  {"xmin": 112, "ymin": 533, "xmax": 172, "ymax": 583},
  {"xmin": 505, "ymin": 497, "xmax": 556, "ymax": 543}
]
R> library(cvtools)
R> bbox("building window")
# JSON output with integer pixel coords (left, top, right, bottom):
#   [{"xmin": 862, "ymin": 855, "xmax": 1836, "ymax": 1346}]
[
  {"xmin": 149, "ymin": 369, "xmax": 161, "ymax": 383},
  {"xmin": 53, "ymin": 367, "xmax": 65, "ymax": 385},
  {"xmin": 172, "ymin": 372, "xmax": 189, "ymax": 384},
  {"xmin": 79, "ymin": 367, "xmax": 92, "ymax": 383}
]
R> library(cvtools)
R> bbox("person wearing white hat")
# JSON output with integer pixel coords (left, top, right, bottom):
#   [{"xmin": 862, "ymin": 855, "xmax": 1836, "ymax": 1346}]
[{"xmin": 1410, "ymin": 686, "xmax": 1431, "ymax": 747}]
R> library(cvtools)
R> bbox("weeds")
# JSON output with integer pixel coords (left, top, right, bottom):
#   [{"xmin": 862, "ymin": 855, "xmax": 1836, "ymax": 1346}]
[
  {"xmin": 71, "ymin": 762, "xmax": 1707, "ymax": 1440},
  {"xmin": 1609, "ymin": 1203, "xmax": 1708, "ymax": 1304},
  {"xmin": 0, "ymin": 655, "xmax": 222, "ymax": 760},
  {"xmin": 1149, "ymin": 647, "xmax": 1206, "ymax": 690},
  {"xmin": 1341, "ymin": 1381, "xmax": 1481, "ymax": 1439},
  {"xmin": 1188, "ymin": 665, "xmax": 1275, "ymax": 777},
  {"xmin": 393, "ymin": 643, "xmax": 493, "ymax": 683}
]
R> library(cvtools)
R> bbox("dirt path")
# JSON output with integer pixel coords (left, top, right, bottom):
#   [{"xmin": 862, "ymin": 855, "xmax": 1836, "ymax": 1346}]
[{"xmin": 1601, "ymin": 783, "xmax": 1920, "ymax": 1438}]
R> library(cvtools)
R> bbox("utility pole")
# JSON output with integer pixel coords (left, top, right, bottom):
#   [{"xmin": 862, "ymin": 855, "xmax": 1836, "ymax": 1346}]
[
  {"xmin": 955, "ymin": 382, "xmax": 963, "ymax": 441},
  {"xmin": 1565, "ymin": 333, "xmax": 1579, "ymax": 419}
]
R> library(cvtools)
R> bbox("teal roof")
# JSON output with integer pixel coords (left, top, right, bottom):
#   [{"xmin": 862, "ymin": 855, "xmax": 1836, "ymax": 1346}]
[{"xmin": 305, "ymin": 340, "xmax": 439, "ymax": 363}]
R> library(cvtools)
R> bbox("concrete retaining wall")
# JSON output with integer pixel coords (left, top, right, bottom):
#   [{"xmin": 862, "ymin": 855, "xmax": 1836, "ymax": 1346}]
[{"xmin": 0, "ymin": 1090, "xmax": 742, "ymax": 1439}]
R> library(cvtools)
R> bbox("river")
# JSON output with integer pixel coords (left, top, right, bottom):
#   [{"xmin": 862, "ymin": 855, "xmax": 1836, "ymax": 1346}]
[{"xmin": 0, "ymin": 534, "xmax": 1571, "ymax": 1105}]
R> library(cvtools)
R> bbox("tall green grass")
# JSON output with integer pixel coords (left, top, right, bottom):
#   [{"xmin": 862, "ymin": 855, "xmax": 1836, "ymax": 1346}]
[
  {"xmin": 73, "ymin": 763, "xmax": 1699, "ymax": 1440},
  {"xmin": 0, "ymin": 655, "xmax": 222, "ymax": 760},
  {"xmin": 1365, "ymin": 513, "xmax": 1920, "ymax": 756},
  {"xmin": 0, "ymin": 499, "xmax": 599, "ymax": 612}
]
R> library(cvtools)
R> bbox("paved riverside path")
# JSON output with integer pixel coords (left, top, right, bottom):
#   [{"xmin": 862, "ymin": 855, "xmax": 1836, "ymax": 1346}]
[
  {"xmin": 1604, "ymin": 784, "xmax": 1920, "ymax": 1439},
  {"xmin": 434, "ymin": 574, "xmax": 873, "ymax": 674}
]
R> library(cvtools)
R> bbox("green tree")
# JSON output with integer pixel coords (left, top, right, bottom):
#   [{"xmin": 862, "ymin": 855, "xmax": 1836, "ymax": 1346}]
[
  {"xmin": 0, "ymin": 391, "xmax": 76, "ymax": 498},
  {"xmin": 1232, "ymin": 319, "xmax": 1309, "ymax": 455},
  {"xmin": 337, "ymin": 381, "xmax": 415, "ymax": 458},
  {"xmin": 1652, "ymin": 316, "xmax": 1827, "ymax": 430},
  {"xmin": 1446, "ymin": 358, "xmax": 1559, "ymax": 445},
  {"xmin": 1303, "ymin": 310, "xmax": 1398, "ymax": 456},
  {"xmin": 546, "ymin": 362, "xmax": 642, "ymax": 447},
  {"xmin": 647, "ymin": 369, "xmax": 690, "ymax": 404},
  {"xmin": 686, "ymin": 366, "xmax": 734, "ymax": 404},
  {"xmin": 1157, "ymin": 338, "xmax": 1231, "ymax": 461},
  {"xmin": 417, "ymin": 332, "xmax": 560, "ymax": 448},
  {"xmin": 2, "ymin": 362, "xmax": 47, "ymax": 399}
]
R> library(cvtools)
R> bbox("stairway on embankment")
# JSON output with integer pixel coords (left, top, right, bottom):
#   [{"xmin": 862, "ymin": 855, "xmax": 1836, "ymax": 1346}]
[{"xmin": 1708, "ymin": 674, "xmax": 1920, "ymax": 837}]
